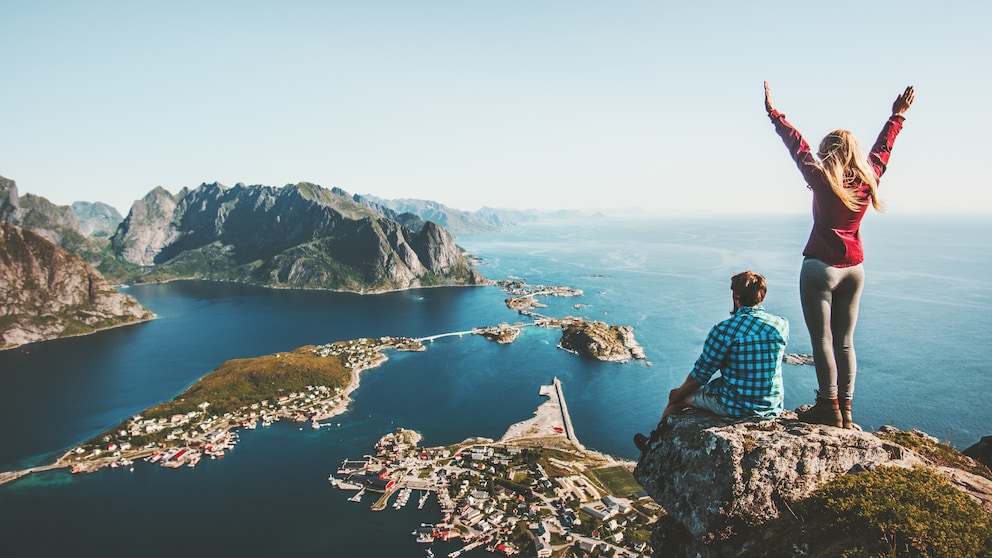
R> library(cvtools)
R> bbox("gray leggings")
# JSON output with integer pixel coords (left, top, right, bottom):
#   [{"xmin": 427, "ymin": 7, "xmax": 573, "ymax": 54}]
[{"xmin": 799, "ymin": 258, "xmax": 865, "ymax": 400}]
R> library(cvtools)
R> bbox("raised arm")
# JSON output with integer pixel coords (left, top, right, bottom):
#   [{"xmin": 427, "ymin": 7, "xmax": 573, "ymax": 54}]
[
  {"xmin": 764, "ymin": 81, "xmax": 776, "ymax": 114},
  {"xmin": 764, "ymin": 81, "xmax": 820, "ymax": 184},
  {"xmin": 869, "ymin": 85, "xmax": 914, "ymax": 175}
]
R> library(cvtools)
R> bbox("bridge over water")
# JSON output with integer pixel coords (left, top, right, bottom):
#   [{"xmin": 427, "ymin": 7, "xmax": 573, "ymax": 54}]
[{"xmin": 414, "ymin": 330, "xmax": 475, "ymax": 343}]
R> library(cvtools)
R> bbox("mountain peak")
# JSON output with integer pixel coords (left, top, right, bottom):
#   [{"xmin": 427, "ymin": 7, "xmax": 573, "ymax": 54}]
[{"xmin": 109, "ymin": 181, "xmax": 488, "ymax": 291}]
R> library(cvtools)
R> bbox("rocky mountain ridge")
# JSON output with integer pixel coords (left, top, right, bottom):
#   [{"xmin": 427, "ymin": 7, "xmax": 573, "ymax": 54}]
[
  {"xmin": 0, "ymin": 220, "xmax": 154, "ymax": 350},
  {"xmin": 71, "ymin": 201, "xmax": 123, "ymax": 237},
  {"xmin": 0, "ymin": 177, "xmax": 111, "ymax": 266},
  {"xmin": 109, "ymin": 181, "xmax": 488, "ymax": 292},
  {"xmin": 352, "ymin": 194, "xmax": 548, "ymax": 234}
]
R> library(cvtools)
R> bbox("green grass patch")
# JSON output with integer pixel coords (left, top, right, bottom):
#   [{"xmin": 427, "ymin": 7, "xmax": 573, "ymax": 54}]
[
  {"xmin": 143, "ymin": 344, "xmax": 351, "ymax": 418},
  {"xmin": 746, "ymin": 466, "xmax": 992, "ymax": 557},
  {"xmin": 876, "ymin": 429, "xmax": 992, "ymax": 481},
  {"xmin": 590, "ymin": 465, "xmax": 643, "ymax": 498}
]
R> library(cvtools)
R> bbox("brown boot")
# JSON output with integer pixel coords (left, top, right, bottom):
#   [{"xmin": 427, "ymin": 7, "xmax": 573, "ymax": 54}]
[
  {"xmin": 798, "ymin": 397, "xmax": 843, "ymax": 428},
  {"xmin": 840, "ymin": 398, "xmax": 855, "ymax": 429}
]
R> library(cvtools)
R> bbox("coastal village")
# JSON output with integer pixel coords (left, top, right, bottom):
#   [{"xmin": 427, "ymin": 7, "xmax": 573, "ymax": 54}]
[
  {"xmin": 329, "ymin": 416, "xmax": 661, "ymax": 557},
  {"xmin": 0, "ymin": 280, "xmax": 662, "ymax": 556}
]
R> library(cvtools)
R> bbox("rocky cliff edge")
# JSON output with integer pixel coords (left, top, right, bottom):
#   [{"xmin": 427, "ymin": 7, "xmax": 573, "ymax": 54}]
[{"xmin": 633, "ymin": 410, "xmax": 992, "ymax": 557}]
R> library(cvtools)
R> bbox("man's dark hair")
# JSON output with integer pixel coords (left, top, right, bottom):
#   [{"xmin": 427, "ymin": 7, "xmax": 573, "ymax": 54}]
[{"xmin": 731, "ymin": 271, "xmax": 767, "ymax": 307}]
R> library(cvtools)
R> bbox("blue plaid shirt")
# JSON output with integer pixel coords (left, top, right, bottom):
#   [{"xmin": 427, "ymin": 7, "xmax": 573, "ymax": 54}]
[{"xmin": 690, "ymin": 305, "xmax": 789, "ymax": 418}]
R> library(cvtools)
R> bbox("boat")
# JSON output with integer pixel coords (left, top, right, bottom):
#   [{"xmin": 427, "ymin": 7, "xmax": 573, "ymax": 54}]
[
  {"xmin": 393, "ymin": 487, "xmax": 412, "ymax": 509},
  {"xmin": 413, "ymin": 525, "xmax": 435, "ymax": 544},
  {"xmin": 426, "ymin": 549, "xmax": 434, "ymax": 558}
]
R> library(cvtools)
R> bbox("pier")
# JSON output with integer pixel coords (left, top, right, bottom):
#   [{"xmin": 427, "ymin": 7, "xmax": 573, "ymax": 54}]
[
  {"xmin": 551, "ymin": 377, "xmax": 583, "ymax": 451},
  {"xmin": 0, "ymin": 463, "xmax": 66, "ymax": 486}
]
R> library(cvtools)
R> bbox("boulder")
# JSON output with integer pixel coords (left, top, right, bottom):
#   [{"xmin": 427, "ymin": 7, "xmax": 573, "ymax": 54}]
[
  {"xmin": 631, "ymin": 410, "xmax": 992, "ymax": 557},
  {"xmin": 964, "ymin": 436, "xmax": 992, "ymax": 469}
]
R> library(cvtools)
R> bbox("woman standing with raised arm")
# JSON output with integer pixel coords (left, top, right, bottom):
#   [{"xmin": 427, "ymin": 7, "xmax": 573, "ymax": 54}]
[{"xmin": 764, "ymin": 81, "xmax": 914, "ymax": 429}]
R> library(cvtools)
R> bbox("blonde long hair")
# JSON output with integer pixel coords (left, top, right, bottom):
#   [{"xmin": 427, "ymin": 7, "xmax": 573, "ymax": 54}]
[{"xmin": 816, "ymin": 129, "xmax": 884, "ymax": 212}]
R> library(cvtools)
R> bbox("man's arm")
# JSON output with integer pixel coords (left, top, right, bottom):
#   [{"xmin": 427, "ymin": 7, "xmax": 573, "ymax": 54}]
[{"xmin": 662, "ymin": 375, "xmax": 702, "ymax": 419}]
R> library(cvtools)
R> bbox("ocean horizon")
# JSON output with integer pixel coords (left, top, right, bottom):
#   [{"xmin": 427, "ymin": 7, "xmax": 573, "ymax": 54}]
[{"xmin": 1, "ymin": 213, "xmax": 989, "ymax": 557}]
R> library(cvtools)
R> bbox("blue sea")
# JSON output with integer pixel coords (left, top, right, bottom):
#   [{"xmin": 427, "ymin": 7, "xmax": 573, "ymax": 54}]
[{"xmin": 1, "ymin": 214, "xmax": 989, "ymax": 557}]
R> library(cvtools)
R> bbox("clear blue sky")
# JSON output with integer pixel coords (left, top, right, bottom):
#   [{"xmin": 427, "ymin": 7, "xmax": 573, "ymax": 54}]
[{"xmin": 1, "ymin": 1, "xmax": 989, "ymax": 215}]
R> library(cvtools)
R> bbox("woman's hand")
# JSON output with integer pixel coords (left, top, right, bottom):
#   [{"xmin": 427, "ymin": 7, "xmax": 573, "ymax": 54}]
[
  {"xmin": 892, "ymin": 85, "xmax": 915, "ymax": 117},
  {"xmin": 764, "ymin": 81, "xmax": 776, "ymax": 114}
]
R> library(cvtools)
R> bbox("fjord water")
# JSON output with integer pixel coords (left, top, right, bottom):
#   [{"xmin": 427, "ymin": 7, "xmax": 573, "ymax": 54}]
[{"xmin": 1, "ymin": 214, "xmax": 989, "ymax": 557}]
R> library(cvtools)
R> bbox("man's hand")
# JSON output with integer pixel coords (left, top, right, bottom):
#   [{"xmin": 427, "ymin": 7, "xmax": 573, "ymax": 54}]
[
  {"xmin": 764, "ymin": 81, "xmax": 776, "ymax": 114},
  {"xmin": 664, "ymin": 375, "xmax": 700, "ymax": 419},
  {"xmin": 892, "ymin": 85, "xmax": 915, "ymax": 117}
]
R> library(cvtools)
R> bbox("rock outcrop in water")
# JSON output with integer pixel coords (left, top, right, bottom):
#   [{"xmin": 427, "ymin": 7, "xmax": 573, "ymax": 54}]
[
  {"xmin": 632, "ymin": 410, "xmax": 992, "ymax": 557},
  {"xmin": 558, "ymin": 320, "xmax": 645, "ymax": 362},
  {"xmin": 110, "ymin": 182, "xmax": 488, "ymax": 292}
]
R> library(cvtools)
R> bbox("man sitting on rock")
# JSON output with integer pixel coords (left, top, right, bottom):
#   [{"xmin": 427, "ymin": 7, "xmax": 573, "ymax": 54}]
[{"xmin": 636, "ymin": 271, "xmax": 789, "ymax": 451}]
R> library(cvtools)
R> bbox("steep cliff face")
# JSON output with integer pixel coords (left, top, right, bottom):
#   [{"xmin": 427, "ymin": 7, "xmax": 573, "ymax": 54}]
[
  {"xmin": 0, "ymin": 175, "xmax": 20, "ymax": 224},
  {"xmin": 111, "ymin": 186, "xmax": 181, "ymax": 265},
  {"xmin": 633, "ymin": 410, "xmax": 992, "ymax": 557},
  {"xmin": 0, "ymin": 221, "xmax": 155, "ymax": 350},
  {"xmin": 110, "ymin": 182, "xmax": 487, "ymax": 292}
]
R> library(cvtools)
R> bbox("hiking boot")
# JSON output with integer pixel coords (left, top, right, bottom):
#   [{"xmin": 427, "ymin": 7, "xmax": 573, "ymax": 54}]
[
  {"xmin": 798, "ymin": 397, "xmax": 843, "ymax": 428},
  {"xmin": 840, "ymin": 398, "xmax": 858, "ymax": 430},
  {"xmin": 633, "ymin": 432, "xmax": 650, "ymax": 452}
]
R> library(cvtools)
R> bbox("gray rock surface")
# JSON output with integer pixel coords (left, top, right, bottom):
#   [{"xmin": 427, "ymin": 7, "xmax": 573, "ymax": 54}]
[
  {"xmin": 633, "ymin": 410, "xmax": 992, "ymax": 557},
  {"xmin": 558, "ymin": 320, "xmax": 643, "ymax": 362}
]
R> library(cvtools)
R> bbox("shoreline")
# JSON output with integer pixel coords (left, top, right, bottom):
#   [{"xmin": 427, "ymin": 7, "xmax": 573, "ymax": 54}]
[
  {"xmin": 1, "ymin": 278, "xmax": 637, "ymax": 486},
  {"xmin": 2, "ymin": 274, "xmax": 496, "ymax": 353},
  {"xmin": 0, "ymin": 313, "xmax": 158, "ymax": 353}
]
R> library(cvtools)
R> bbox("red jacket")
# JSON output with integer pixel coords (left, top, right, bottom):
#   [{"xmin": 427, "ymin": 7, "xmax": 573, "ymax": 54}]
[{"xmin": 770, "ymin": 109, "xmax": 905, "ymax": 266}]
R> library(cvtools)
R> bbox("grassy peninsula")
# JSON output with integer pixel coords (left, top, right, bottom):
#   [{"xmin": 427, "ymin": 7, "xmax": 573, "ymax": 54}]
[{"xmin": 47, "ymin": 336, "xmax": 424, "ymax": 474}]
